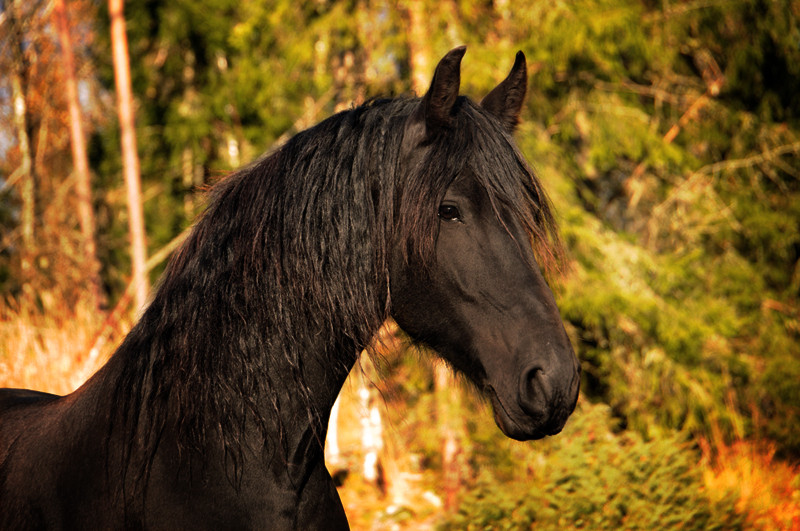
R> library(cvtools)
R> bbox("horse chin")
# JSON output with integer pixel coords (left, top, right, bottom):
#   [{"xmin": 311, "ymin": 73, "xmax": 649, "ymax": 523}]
[{"xmin": 487, "ymin": 389, "xmax": 566, "ymax": 442}]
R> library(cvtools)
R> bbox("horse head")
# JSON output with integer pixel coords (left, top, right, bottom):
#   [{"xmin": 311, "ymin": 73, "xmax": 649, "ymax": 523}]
[{"xmin": 390, "ymin": 47, "xmax": 580, "ymax": 441}]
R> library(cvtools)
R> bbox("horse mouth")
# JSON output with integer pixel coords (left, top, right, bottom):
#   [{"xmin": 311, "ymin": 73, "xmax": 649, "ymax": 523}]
[{"xmin": 485, "ymin": 386, "xmax": 570, "ymax": 441}]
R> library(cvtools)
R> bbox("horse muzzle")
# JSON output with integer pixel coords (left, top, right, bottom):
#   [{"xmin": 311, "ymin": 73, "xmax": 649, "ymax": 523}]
[{"xmin": 487, "ymin": 359, "xmax": 580, "ymax": 441}]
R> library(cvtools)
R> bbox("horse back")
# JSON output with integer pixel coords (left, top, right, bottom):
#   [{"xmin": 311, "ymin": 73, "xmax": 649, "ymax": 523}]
[
  {"xmin": 0, "ymin": 388, "xmax": 61, "ymax": 450},
  {"xmin": 0, "ymin": 388, "xmax": 77, "ymax": 528},
  {"xmin": 0, "ymin": 388, "xmax": 59, "ymax": 413},
  {"xmin": 0, "ymin": 387, "xmax": 62, "ymax": 474}
]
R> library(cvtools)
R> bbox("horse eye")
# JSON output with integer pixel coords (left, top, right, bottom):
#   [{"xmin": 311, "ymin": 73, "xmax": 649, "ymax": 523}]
[{"xmin": 438, "ymin": 204, "xmax": 461, "ymax": 221}]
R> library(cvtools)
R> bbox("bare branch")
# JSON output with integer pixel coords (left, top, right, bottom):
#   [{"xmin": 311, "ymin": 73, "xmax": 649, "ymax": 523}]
[{"xmin": 693, "ymin": 141, "xmax": 800, "ymax": 177}]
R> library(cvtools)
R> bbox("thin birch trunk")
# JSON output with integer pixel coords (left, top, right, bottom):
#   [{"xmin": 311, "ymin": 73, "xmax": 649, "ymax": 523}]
[
  {"xmin": 108, "ymin": 0, "xmax": 148, "ymax": 311},
  {"xmin": 8, "ymin": 0, "xmax": 35, "ymax": 277},
  {"xmin": 53, "ymin": 0, "xmax": 103, "ymax": 307},
  {"xmin": 405, "ymin": 0, "xmax": 430, "ymax": 96}
]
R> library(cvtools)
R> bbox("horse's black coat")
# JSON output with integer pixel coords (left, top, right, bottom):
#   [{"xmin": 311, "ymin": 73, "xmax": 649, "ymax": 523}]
[{"xmin": 0, "ymin": 48, "xmax": 580, "ymax": 529}]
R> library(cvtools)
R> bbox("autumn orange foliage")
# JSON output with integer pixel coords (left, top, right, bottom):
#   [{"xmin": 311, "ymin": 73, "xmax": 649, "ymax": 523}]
[{"xmin": 700, "ymin": 435, "xmax": 800, "ymax": 530}]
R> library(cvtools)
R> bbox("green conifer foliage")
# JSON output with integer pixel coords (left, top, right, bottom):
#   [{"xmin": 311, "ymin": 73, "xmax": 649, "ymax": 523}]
[{"xmin": 80, "ymin": 0, "xmax": 800, "ymax": 455}]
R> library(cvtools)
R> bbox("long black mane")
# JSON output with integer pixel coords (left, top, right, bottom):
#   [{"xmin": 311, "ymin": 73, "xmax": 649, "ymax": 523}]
[{"xmin": 108, "ymin": 95, "xmax": 562, "ymax": 490}]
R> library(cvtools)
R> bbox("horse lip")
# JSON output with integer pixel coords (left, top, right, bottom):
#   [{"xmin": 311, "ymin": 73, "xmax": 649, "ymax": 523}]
[{"xmin": 484, "ymin": 385, "xmax": 552, "ymax": 441}]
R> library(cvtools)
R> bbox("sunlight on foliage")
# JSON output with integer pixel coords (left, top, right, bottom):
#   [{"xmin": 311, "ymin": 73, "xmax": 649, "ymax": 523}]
[
  {"xmin": 700, "ymin": 436, "xmax": 800, "ymax": 530},
  {"xmin": 440, "ymin": 402, "xmax": 743, "ymax": 530}
]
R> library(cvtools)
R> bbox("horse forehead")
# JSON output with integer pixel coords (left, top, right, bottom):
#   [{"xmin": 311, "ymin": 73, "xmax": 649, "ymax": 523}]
[{"xmin": 445, "ymin": 170, "xmax": 489, "ymax": 206}]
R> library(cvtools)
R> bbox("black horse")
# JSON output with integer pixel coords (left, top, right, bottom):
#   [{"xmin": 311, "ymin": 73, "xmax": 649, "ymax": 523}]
[{"xmin": 0, "ymin": 47, "xmax": 579, "ymax": 529}]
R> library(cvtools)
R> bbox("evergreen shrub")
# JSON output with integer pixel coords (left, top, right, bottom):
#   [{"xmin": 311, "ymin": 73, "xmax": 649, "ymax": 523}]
[{"xmin": 439, "ymin": 403, "xmax": 742, "ymax": 530}]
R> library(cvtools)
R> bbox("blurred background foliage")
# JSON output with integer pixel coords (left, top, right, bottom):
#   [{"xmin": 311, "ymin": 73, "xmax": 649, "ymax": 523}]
[{"xmin": 1, "ymin": 0, "xmax": 799, "ymax": 528}]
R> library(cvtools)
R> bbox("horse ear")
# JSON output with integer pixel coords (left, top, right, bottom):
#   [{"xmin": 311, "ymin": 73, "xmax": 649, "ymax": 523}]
[
  {"xmin": 402, "ymin": 46, "xmax": 466, "ymax": 152},
  {"xmin": 422, "ymin": 46, "xmax": 467, "ymax": 129},
  {"xmin": 481, "ymin": 51, "xmax": 528, "ymax": 132}
]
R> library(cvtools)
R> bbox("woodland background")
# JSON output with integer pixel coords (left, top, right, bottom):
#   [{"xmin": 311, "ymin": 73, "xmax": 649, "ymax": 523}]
[{"xmin": 1, "ymin": 0, "xmax": 799, "ymax": 528}]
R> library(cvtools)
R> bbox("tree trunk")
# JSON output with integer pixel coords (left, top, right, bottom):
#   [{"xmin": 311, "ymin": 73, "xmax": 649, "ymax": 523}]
[
  {"xmin": 405, "ymin": 0, "xmax": 431, "ymax": 96},
  {"xmin": 53, "ymin": 0, "xmax": 104, "ymax": 307},
  {"xmin": 434, "ymin": 363, "xmax": 463, "ymax": 511},
  {"xmin": 8, "ymin": 0, "xmax": 35, "ymax": 280},
  {"xmin": 108, "ymin": 0, "xmax": 148, "ymax": 311}
]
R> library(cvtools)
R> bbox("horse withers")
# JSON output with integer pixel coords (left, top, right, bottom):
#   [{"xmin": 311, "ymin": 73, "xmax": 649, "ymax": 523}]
[{"xmin": 0, "ymin": 47, "xmax": 579, "ymax": 529}]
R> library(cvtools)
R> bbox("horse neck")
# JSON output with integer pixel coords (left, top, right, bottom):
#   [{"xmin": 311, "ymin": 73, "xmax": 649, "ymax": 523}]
[
  {"xmin": 270, "ymin": 336, "xmax": 361, "ymax": 446},
  {"xmin": 100, "ymin": 143, "xmax": 391, "ymax": 475},
  {"xmin": 276, "ymin": 339, "xmax": 360, "ymax": 467},
  {"xmin": 95, "ymin": 263, "xmax": 378, "ymax": 483}
]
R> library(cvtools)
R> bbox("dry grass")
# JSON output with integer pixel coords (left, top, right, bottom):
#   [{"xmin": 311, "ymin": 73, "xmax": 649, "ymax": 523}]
[{"xmin": 0, "ymin": 295, "xmax": 126, "ymax": 394}]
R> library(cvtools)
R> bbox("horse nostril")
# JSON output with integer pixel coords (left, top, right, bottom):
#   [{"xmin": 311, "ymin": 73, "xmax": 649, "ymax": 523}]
[{"xmin": 518, "ymin": 366, "xmax": 550, "ymax": 420}]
